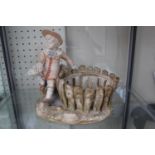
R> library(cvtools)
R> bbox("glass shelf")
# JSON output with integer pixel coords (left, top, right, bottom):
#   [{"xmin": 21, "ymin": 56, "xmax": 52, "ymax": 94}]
[
  {"xmin": 0, "ymin": 26, "xmax": 130, "ymax": 128},
  {"xmin": 0, "ymin": 94, "xmax": 17, "ymax": 129},
  {"xmin": 12, "ymin": 88, "xmax": 124, "ymax": 129},
  {"xmin": 127, "ymin": 90, "xmax": 155, "ymax": 129}
]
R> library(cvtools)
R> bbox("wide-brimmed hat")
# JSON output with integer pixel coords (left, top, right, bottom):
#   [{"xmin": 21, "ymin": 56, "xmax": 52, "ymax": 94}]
[{"xmin": 42, "ymin": 29, "xmax": 63, "ymax": 45}]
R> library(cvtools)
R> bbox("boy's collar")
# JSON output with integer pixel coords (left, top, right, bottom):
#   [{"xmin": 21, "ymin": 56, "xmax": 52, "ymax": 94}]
[{"xmin": 46, "ymin": 48, "xmax": 57, "ymax": 57}]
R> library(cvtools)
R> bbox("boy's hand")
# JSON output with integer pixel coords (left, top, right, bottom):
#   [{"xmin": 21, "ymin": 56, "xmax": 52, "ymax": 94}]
[{"xmin": 71, "ymin": 64, "xmax": 77, "ymax": 69}]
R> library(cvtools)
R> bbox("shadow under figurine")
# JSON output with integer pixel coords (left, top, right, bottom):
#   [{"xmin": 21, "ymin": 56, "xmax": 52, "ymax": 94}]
[{"xmin": 28, "ymin": 29, "xmax": 75, "ymax": 105}]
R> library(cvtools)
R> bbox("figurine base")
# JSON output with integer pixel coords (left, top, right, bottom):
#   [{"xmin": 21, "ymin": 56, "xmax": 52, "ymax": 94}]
[{"xmin": 36, "ymin": 97, "xmax": 111, "ymax": 125}]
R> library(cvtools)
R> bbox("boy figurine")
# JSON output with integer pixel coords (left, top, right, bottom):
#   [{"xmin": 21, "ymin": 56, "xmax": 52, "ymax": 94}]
[{"xmin": 28, "ymin": 29, "xmax": 75, "ymax": 104}]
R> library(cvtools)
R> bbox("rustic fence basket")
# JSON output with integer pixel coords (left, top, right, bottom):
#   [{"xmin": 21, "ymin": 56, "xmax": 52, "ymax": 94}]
[{"xmin": 36, "ymin": 65, "xmax": 119, "ymax": 124}]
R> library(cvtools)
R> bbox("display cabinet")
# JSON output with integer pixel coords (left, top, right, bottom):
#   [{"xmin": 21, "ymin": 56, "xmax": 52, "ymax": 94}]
[
  {"xmin": 127, "ymin": 27, "xmax": 155, "ymax": 129},
  {"xmin": 0, "ymin": 26, "xmax": 141, "ymax": 129},
  {"xmin": 0, "ymin": 38, "xmax": 16, "ymax": 128}
]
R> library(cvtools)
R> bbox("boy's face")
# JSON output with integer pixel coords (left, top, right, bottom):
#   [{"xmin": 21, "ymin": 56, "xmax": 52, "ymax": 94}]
[{"xmin": 45, "ymin": 34, "xmax": 59, "ymax": 49}]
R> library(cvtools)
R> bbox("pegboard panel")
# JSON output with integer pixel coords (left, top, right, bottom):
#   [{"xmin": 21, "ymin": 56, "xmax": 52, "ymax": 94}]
[
  {"xmin": 0, "ymin": 39, "xmax": 10, "ymax": 94},
  {"xmin": 5, "ymin": 26, "xmax": 66, "ymax": 89}
]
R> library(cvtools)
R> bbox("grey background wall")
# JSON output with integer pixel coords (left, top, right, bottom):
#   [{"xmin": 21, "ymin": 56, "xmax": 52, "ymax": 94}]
[
  {"xmin": 66, "ymin": 26, "xmax": 155, "ymax": 103},
  {"xmin": 1, "ymin": 26, "xmax": 155, "ymax": 103},
  {"xmin": 132, "ymin": 27, "xmax": 155, "ymax": 103},
  {"xmin": 66, "ymin": 26, "xmax": 130, "ymax": 86}
]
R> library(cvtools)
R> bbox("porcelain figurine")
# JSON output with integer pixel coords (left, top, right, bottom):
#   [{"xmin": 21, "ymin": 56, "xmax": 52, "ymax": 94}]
[{"xmin": 28, "ymin": 29, "xmax": 75, "ymax": 104}]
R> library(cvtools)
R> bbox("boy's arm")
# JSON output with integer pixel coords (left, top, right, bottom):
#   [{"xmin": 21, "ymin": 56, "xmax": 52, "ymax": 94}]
[
  {"xmin": 60, "ymin": 51, "xmax": 75, "ymax": 68},
  {"xmin": 28, "ymin": 52, "xmax": 45, "ymax": 76}
]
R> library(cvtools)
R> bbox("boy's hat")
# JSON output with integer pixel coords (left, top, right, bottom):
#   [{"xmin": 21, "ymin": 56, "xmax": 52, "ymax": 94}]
[{"xmin": 42, "ymin": 29, "xmax": 63, "ymax": 45}]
